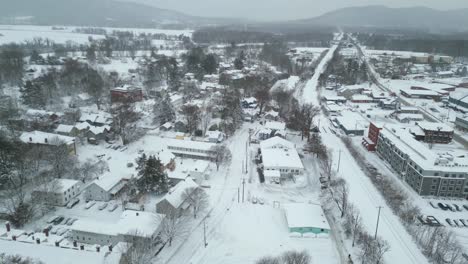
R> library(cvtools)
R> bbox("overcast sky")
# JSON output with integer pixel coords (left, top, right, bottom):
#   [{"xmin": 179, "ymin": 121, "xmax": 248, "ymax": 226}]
[{"xmin": 128, "ymin": 0, "xmax": 468, "ymax": 21}]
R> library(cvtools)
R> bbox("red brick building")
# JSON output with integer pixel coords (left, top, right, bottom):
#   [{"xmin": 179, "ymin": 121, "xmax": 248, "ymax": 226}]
[
  {"xmin": 111, "ymin": 85, "xmax": 143, "ymax": 104},
  {"xmin": 362, "ymin": 122, "xmax": 383, "ymax": 151}
]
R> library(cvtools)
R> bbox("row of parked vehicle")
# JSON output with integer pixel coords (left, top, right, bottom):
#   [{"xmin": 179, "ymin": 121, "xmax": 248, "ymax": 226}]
[
  {"xmin": 445, "ymin": 218, "xmax": 468, "ymax": 228},
  {"xmin": 83, "ymin": 201, "xmax": 118, "ymax": 212},
  {"xmin": 430, "ymin": 202, "xmax": 468, "ymax": 212}
]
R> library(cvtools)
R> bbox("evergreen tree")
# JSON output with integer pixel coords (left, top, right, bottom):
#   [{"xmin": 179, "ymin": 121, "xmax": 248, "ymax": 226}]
[
  {"xmin": 153, "ymin": 94, "xmax": 175, "ymax": 125},
  {"xmin": 136, "ymin": 155, "xmax": 168, "ymax": 194},
  {"xmin": 86, "ymin": 45, "xmax": 97, "ymax": 63},
  {"xmin": 202, "ymin": 54, "xmax": 218, "ymax": 74},
  {"xmin": 21, "ymin": 80, "xmax": 46, "ymax": 108},
  {"xmin": 29, "ymin": 50, "xmax": 42, "ymax": 64},
  {"xmin": 234, "ymin": 57, "xmax": 244, "ymax": 70}
]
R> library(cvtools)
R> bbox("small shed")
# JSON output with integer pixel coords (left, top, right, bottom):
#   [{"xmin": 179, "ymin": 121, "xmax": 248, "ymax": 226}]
[{"xmin": 283, "ymin": 203, "xmax": 330, "ymax": 236}]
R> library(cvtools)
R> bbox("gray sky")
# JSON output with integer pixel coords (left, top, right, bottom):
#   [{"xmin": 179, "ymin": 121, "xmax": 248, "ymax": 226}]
[{"xmin": 129, "ymin": 0, "xmax": 468, "ymax": 21}]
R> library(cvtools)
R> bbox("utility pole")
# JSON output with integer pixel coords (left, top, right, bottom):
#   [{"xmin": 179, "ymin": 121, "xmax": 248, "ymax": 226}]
[
  {"xmin": 237, "ymin": 188, "xmax": 240, "ymax": 203},
  {"xmin": 374, "ymin": 206, "xmax": 383, "ymax": 239},
  {"xmin": 242, "ymin": 178, "xmax": 246, "ymax": 203},
  {"xmin": 203, "ymin": 220, "xmax": 208, "ymax": 247},
  {"xmin": 337, "ymin": 150, "xmax": 342, "ymax": 172}
]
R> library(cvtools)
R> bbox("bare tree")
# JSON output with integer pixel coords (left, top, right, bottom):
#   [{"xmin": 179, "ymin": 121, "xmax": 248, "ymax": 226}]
[
  {"xmin": 47, "ymin": 137, "xmax": 77, "ymax": 179},
  {"xmin": 211, "ymin": 144, "xmax": 232, "ymax": 171},
  {"xmin": 119, "ymin": 231, "xmax": 159, "ymax": 264},
  {"xmin": 254, "ymin": 86, "xmax": 271, "ymax": 115},
  {"xmin": 200, "ymin": 103, "xmax": 213, "ymax": 136},
  {"xmin": 182, "ymin": 187, "xmax": 209, "ymax": 218},
  {"xmin": 282, "ymin": 250, "xmax": 311, "ymax": 264},
  {"xmin": 182, "ymin": 104, "xmax": 201, "ymax": 135},
  {"xmin": 32, "ymin": 173, "xmax": 61, "ymax": 216},
  {"xmin": 329, "ymin": 178, "xmax": 349, "ymax": 218},
  {"xmin": 373, "ymin": 238, "xmax": 390, "ymax": 264},
  {"xmin": 112, "ymin": 101, "xmax": 139, "ymax": 145},
  {"xmin": 158, "ymin": 209, "xmax": 188, "ymax": 247},
  {"xmin": 256, "ymin": 256, "xmax": 281, "ymax": 264}
]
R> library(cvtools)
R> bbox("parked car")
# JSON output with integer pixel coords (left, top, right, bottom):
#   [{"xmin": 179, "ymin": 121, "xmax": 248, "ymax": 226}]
[
  {"xmin": 252, "ymin": 197, "xmax": 258, "ymax": 204},
  {"xmin": 67, "ymin": 219, "xmax": 77, "ymax": 226},
  {"xmin": 429, "ymin": 202, "xmax": 438, "ymax": 209},
  {"xmin": 50, "ymin": 226, "xmax": 60, "ymax": 234},
  {"xmin": 108, "ymin": 203, "xmax": 118, "ymax": 212},
  {"xmin": 459, "ymin": 219, "xmax": 468, "ymax": 227},
  {"xmin": 67, "ymin": 198, "xmax": 80, "ymax": 209},
  {"xmin": 43, "ymin": 224, "xmax": 53, "ymax": 232},
  {"xmin": 52, "ymin": 216, "xmax": 64, "ymax": 225},
  {"xmin": 258, "ymin": 198, "xmax": 265, "ymax": 205},
  {"xmin": 47, "ymin": 216, "xmax": 60, "ymax": 224},
  {"xmin": 84, "ymin": 201, "xmax": 96, "ymax": 209},
  {"xmin": 445, "ymin": 204, "xmax": 455, "ymax": 212},
  {"xmin": 453, "ymin": 204, "xmax": 462, "ymax": 212},
  {"xmin": 63, "ymin": 218, "xmax": 72, "ymax": 225},
  {"xmin": 463, "ymin": 205, "xmax": 468, "ymax": 211},
  {"xmin": 98, "ymin": 203, "xmax": 108, "ymax": 210},
  {"xmin": 438, "ymin": 203, "xmax": 447, "ymax": 210},
  {"xmin": 453, "ymin": 219, "xmax": 461, "ymax": 227},
  {"xmin": 57, "ymin": 228, "xmax": 68, "ymax": 236},
  {"xmin": 446, "ymin": 218, "xmax": 455, "ymax": 227}
]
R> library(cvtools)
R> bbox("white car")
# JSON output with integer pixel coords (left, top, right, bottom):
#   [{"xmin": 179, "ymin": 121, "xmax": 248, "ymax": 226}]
[
  {"xmin": 84, "ymin": 201, "xmax": 96, "ymax": 209},
  {"xmin": 108, "ymin": 203, "xmax": 118, "ymax": 212},
  {"xmin": 98, "ymin": 203, "xmax": 108, "ymax": 210}
]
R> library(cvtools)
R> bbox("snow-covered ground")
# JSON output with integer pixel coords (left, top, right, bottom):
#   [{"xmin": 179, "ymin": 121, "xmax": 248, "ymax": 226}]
[
  {"xmin": 297, "ymin": 33, "xmax": 343, "ymax": 105},
  {"xmin": 155, "ymin": 124, "xmax": 340, "ymax": 264},
  {"xmin": 317, "ymin": 115, "xmax": 429, "ymax": 264},
  {"xmin": 0, "ymin": 25, "xmax": 104, "ymax": 44},
  {"xmin": 0, "ymin": 24, "xmax": 193, "ymax": 45}
]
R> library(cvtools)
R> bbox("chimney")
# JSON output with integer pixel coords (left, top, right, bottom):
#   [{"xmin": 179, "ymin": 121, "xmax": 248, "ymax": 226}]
[
  {"xmin": 44, "ymin": 138, "xmax": 48, "ymax": 144},
  {"xmin": 96, "ymin": 246, "xmax": 100, "ymax": 252},
  {"xmin": 36, "ymin": 238, "xmax": 40, "ymax": 244},
  {"xmin": 73, "ymin": 241, "xmax": 78, "ymax": 247},
  {"xmin": 5, "ymin": 222, "xmax": 10, "ymax": 232},
  {"xmin": 55, "ymin": 241, "xmax": 60, "ymax": 247},
  {"xmin": 80, "ymin": 245, "xmax": 84, "ymax": 250},
  {"xmin": 108, "ymin": 245, "xmax": 113, "ymax": 252}
]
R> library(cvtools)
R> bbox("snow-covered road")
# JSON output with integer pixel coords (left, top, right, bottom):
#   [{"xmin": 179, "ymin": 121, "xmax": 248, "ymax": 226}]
[
  {"xmin": 318, "ymin": 116, "xmax": 429, "ymax": 264},
  {"xmin": 296, "ymin": 33, "xmax": 343, "ymax": 105},
  {"xmin": 156, "ymin": 124, "xmax": 254, "ymax": 264}
]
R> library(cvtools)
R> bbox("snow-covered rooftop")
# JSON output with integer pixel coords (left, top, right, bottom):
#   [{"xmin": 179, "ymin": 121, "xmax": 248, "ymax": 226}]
[
  {"xmin": 261, "ymin": 148, "xmax": 304, "ymax": 170},
  {"xmin": 163, "ymin": 177, "xmax": 198, "ymax": 208},
  {"xmin": 0, "ymin": 239, "xmax": 121, "ymax": 264},
  {"xmin": 260, "ymin": 136, "xmax": 295, "ymax": 150},
  {"xmin": 417, "ymin": 122, "xmax": 453, "ymax": 133},
  {"xmin": 283, "ymin": 203, "xmax": 330, "ymax": 230},
  {"xmin": 72, "ymin": 210, "xmax": 164, "ymax": 238},
  {"xmin": 380, "ymin": 125, "xmax": 468, "ymax": 172},
  {"xmin": 168, "ymin": 158, "xmax": 209, "ymax": 181},
  {"xmin": 20, "ymin": 131, "xmax": 75, "ymax": 145},
  {"xmin": 264, "ymin": 121, "xmax": 286, "ymax": 131}
]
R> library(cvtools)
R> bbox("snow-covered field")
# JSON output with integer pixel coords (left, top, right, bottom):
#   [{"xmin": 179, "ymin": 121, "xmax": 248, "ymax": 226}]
[
  {"xmin": 0, "ymin": 25, "xmax": 193, "ymax": 45},
  {"xmin": 0, "ymin": 26, "xmax": 103, "ymax": 44}
]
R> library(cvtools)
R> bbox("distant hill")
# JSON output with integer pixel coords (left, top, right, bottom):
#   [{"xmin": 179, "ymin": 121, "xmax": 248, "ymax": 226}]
[
  {"xmin": 295, "ymin": 5, "xmax": 468, "ymax": 32},
  {"xmin": 0, "ymin": 0, "xmax": 238, "ymax": 28}
]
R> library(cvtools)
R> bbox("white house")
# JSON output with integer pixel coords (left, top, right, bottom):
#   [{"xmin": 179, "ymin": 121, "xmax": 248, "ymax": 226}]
[
  {"xmin": 71, "ymin": 210, "xmax": 165, "ymax": 246},
  {"xmin": 205, "ymin": 130, "xmax": 225, "ymax": 143},
  {"xmin": 84, "ymin": 173, "xmax": 127, "ymax": 202},
  {"xmin": 32, "ymin": 179, "xmax": 81, "ymax": 206},
  {"xmin": 283, "ymin": 203, "xmax": 331, "ymax": 236},
  {"xmin": 260, "ymin": 137, "xmax": 304, "ymax": 179},
  {"xmin": 166, "ymin": 138, "xmax": 216, "ymax": 160},
  {"xmin": 167, "ymin": 158, "xmax": 210, "ymax": 185},
  {"xmin": 20, "ymin": 131, "xmax": 77, "ymax": 155},
  {"xmin": 156, "ymin": 178, "xmax": 199, "ymax": 216}
]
